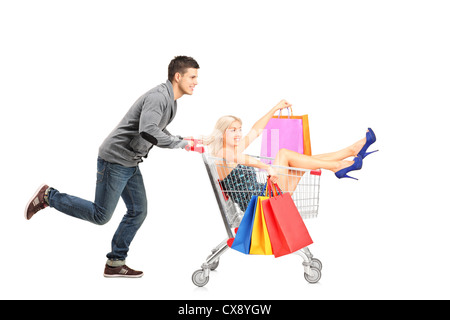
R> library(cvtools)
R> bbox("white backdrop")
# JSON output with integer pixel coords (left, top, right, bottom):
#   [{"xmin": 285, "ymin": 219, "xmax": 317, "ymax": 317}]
[{"xmin": 1, "ymin": 0, "xmax": 449, "ymax": 300}]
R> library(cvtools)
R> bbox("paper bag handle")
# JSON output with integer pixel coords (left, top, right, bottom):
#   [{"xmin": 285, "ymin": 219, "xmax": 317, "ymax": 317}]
[
  {"xmin": 266, "ymin": 176, "xmax": 283, "ymax": 197},
  {"xmin": 276, "ymin": 106, "xmax": 294, "ymax": 119}
]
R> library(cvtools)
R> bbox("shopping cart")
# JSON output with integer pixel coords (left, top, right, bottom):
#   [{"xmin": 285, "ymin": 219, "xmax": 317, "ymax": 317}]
[{"xmin": 186, "ymin": 140, "xmax": 323, "ymax": 286}]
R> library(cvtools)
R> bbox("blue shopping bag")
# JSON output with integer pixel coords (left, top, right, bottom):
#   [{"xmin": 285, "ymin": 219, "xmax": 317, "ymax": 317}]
[{"xmin": 230, "ymin": 195, "xmax": 258, "ymax": 254}]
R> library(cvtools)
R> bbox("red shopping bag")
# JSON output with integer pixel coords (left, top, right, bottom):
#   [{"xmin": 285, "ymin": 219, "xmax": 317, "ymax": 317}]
[{"xmin": 262, "ymin": 182, "xmax": 313, "ymax": 258}]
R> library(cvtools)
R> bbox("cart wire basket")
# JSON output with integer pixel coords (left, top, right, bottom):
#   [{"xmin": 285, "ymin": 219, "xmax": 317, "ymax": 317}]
[{"xmin": 189, "ymin": 143, "xmax": 323, "ymax": 286}]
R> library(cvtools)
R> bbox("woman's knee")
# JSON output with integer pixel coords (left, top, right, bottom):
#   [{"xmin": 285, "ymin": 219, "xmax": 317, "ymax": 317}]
[
  {"xmin": 275, "ymin": 148, "xmax": 289, "ymax": 162},
  {"xmin": 279, "ymin": 148, "xmax": 290, "ymax": 155}
]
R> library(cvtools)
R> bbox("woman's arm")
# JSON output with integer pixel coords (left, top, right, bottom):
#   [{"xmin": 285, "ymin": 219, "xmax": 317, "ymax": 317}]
[
  {"xmin": 237, "ymin": 99, "xmax": 292, "ymax": 153},
  {"xmin": 236, "ymin": 154, "xmax": 279, "ymax": 183}
]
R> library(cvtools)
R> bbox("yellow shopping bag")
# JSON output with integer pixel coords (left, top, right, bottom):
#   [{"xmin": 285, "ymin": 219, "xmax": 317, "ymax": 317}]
[{"xmin": 249, "ymin": 196, "xmax": 273, "ymax": 255}]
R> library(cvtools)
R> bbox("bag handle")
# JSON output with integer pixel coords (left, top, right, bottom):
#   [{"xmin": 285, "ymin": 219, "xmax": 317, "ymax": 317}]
[
  {"xmin": 264, "ymin": 179, "xmax": 272, "ymax": 197},
  {"xmin": 266, "ymin": 176, "xmax": 283, "ymax": 197},
  {"xmin": 276, "ymin": 106, "xmax": 294, "ymax": 119},
  {"xmin": 270, "ymin": 180, "xmax": 283, "ymax": 195},
  {"xmin": 273, "ymin": 182, "xmax": 282, "ymax": 195},
  {"xmin": 261, "ymin": 180, "xmax": 270, "ymax": 196}
]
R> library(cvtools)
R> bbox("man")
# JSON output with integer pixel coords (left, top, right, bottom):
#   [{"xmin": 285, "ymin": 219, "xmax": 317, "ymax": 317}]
[{"xmin": 25, "ymin": 56, "xmax": 200, "ymax": 278}]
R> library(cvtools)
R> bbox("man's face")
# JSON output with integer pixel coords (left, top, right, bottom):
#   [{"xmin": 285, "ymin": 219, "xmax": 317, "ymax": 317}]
[{"xmin": 178, "ymin": 68, "xmax": 198, "ymax": 95}]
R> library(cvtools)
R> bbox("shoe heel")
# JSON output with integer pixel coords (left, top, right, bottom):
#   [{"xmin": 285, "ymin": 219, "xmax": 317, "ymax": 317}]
[
  {"xmin": 335, "ymin": 156, "xmax": 362, "ymax": 180},
  {"xmin": 335, "ymin": 172, "xmax": 359, "ymax": 180},
  {"xmin": 363, "ymin": 149, "xmax": 379, "ymax": 159}
]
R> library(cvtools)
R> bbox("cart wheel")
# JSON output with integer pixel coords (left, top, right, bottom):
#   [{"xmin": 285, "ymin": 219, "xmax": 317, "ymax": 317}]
[
  {"xmin": 311, "ymin": 258, "xmax": 322, "ymax": 271},
  {"xmin": 192, "ymin": 269, "xmax": 209, "ymax": 287},
  {"xmin": 207, "ymin": 254, "xmax": 220, "ymax": 271},
  {"xmin": 304, "ymin": 267, "xmax": 321, "ymax": 284}
]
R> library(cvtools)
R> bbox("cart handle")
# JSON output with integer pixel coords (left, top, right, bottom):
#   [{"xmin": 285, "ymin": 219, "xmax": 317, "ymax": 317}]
[{"xmin": 184, "ymin": 138, "xmax": 205, "ymax": 153}]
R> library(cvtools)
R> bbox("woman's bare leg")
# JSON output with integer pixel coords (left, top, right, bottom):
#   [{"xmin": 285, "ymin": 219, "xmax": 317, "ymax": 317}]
[
  {"xmin": 272, "ymin": 149, "xmax": 354, "ymax": 192},
  {"xmin": 311, "ymin": 136, "xmax": 366, "ymax": 161},
  {"xmin": 275, "ymin": 149, "xmax": 351, "ymax": 171},
  {"xmin": 270, "ymin": 133, "xmax": 367, "ymax": 192}
]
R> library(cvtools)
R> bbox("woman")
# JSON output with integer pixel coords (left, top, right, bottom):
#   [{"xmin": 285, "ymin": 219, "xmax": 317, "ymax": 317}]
[{"xmin": 204, "ymin": 100, "xmax": 377, "ymax": 211}]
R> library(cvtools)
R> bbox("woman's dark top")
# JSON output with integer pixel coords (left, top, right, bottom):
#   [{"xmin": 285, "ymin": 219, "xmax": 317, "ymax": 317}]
[{"xmin": 220, "ymin": 164, "xmax": 265, "ymax": 211}]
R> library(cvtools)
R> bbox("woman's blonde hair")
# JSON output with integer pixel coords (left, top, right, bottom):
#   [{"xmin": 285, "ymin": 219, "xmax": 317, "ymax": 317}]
[{"xmin": 203, "ymin": 115, "xmax": 242, "ymax": 155}]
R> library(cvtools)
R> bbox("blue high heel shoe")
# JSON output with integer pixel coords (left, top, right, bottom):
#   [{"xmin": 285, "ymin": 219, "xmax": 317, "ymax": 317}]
[
  {"xmin": 358, "ymin": 128, "xmax": 379, "ymax": 159},
  {"xmin": 335, "ymin": 156, "xmax": 363, "ymax": 180}
]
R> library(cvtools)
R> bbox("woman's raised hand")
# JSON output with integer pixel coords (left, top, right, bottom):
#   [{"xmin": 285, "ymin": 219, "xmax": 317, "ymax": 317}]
[{"xmin": 273, "ymin": 99, "xmax": 292, "ymax": 112}]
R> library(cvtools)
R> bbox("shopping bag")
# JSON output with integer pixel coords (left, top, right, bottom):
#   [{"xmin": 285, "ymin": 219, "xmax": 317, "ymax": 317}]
[
  {"xmin": 261, "ymin": 110, "xmax": 311, "ymax": 164},
  {"xmin": 299, "ymin": 114, "xmax": 311, "ymax": 156},
  {"xmin": 261, "ymin": 109, "xmax": 303, "ymax": 164},
  {"xmin": 271, "ymin": 113, "xmax": 311, "ymax": 156},
  {"xmin": 249, "ymin": 196, "xmax": 273, "ymax": 255},
  {"xmin": 230, "ymin": 195, "xmax": 258, "ymax": 254},
  {"xmin": 262, "ymin": 182, "xmax": 313, "ymax": 258}
]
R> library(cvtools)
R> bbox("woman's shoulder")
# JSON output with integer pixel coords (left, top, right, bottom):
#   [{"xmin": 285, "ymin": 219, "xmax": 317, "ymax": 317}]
[
  {"xmin": 212, "ymin": 148, "xmax": 236, "ymax": 162},
  {"xmin": 213, "ymin": 148, "xmax": 242, "ymax": 180}
]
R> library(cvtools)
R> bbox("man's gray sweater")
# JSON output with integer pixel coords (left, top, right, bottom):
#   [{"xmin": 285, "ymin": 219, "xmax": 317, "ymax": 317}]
[{"xmin": 98, "ymin": 80, "xmax": 188, "ymax": 167}]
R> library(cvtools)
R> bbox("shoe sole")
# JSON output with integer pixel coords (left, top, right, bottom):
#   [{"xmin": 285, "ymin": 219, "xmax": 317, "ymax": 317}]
[
  {"xmin": 103, "ymin": 273, "xmax": 144, "ymax": 278},
  {"xmin": 24, "ymin": 183, "xmax": 47, "ymax": 220}
]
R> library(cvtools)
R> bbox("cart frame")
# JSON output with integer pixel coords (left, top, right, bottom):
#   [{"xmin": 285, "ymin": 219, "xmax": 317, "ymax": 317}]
[{"xmin": 192, "ymin": 152, "xmax": 323, "ymax": 286}]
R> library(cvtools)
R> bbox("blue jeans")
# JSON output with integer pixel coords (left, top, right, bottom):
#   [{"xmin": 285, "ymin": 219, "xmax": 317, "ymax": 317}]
[{"xmin": 47, "ymin": 157, "xmax": 147, "ymax": 261}]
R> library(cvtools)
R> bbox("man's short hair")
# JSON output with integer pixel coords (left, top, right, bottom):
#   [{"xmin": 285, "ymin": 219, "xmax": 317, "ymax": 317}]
[{"xmin": 168, "ymin": 56, "xmax": 200, "ymax": 82}]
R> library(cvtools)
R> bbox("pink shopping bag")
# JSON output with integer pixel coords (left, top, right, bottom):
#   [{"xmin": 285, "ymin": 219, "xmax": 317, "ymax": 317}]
[{"xmin": 261, "ymin": 109, "xmax": 303, "ymax": 164}]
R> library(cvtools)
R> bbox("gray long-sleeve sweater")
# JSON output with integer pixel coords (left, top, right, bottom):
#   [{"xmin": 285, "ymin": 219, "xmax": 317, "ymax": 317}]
[{"xmin": 98, "ymin": 80, "xmax": 188, "ymax": 167}]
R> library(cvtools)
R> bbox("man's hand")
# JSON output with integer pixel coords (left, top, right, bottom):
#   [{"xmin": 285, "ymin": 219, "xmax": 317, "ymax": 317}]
[
  {"xmin": 184, "ymin": 136, "xmax": 195, "ymax": 147},
  {"xmin": 184, "ymin": 137, "xmax": 204, "ymax": 153}
]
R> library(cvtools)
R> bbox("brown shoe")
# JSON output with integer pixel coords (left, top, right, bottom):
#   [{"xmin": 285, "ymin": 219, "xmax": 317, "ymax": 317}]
[
  {"xmin": 103, "ymin": 264, "xmax": 144, "ymax": 278},
  {"xmin": 25, "ymin": 184, "xmax": 49, "ymax": 220}
]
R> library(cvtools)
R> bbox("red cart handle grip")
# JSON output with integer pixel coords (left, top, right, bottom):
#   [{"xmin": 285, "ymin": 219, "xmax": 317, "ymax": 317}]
[{"xmin": 184, "ymin": 138, "xmax": 205, "ymax": 153}]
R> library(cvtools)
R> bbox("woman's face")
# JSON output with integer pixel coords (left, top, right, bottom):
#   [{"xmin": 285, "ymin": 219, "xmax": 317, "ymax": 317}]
[{"xmin": 224, "ymin": 121, "xmax": 242, "ymax": 148}]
